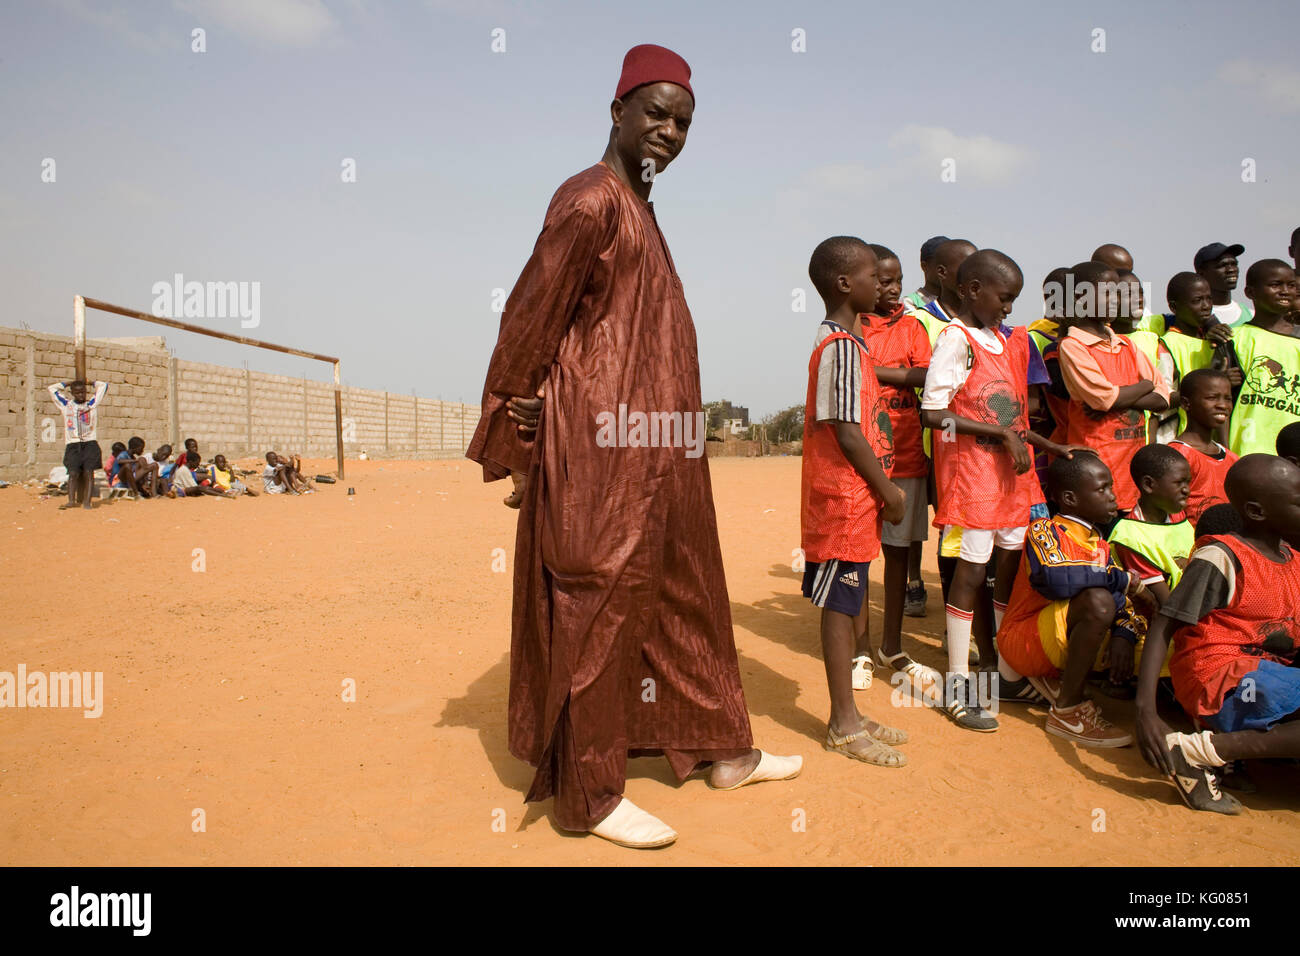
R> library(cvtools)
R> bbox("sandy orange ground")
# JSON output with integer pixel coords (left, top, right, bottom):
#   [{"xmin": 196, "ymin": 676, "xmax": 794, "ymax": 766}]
[{"xmin": 2, "ymin": 456, "xmax": 1297, "ymax": 866}]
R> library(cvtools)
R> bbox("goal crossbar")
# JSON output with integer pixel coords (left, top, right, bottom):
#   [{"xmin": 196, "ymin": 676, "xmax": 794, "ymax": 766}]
[{"xmin": 74, "ymin": 295, "xmax": 346, "ymax": 478}]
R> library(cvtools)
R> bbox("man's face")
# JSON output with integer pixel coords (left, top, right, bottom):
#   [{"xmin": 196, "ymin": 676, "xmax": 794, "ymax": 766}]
[
  {"xmin": 1199, "ymin": 255, "xmax": 1239, "ymax": 293},
  {"xmin": 874, "ymin": 258, "xmax": 902, "ymax": 311},
  {"xmin": 70, "ymin": 382, "xmax": 87, "ymax": 402},
  {"xmin": 1246, "ymin": 265, "xmax": 1296, "ymax": 315},
  {"xmin": 613, "ymin": 82, "xmax": 693, "ymax": 177},
  {"xmin": 964, "ymin": 272, "xmax": 1022, "ymax": 327}
]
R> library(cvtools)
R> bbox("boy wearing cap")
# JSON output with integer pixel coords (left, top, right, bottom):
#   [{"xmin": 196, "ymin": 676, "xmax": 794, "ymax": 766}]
[{"xmin": 1195, "ymin": 242, "xmax": 1253, "ymax": 327}]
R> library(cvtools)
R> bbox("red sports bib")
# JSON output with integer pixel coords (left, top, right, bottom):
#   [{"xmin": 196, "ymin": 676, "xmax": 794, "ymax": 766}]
[
  {"xmin": 1064, "ymin": 336, "xmax": 1148, "ymax": 510},
  {"xmin": 801, "ymin": 328, "xmax": 893, "ymax": 562},
  {"xmin": 932, "ymin": 324, "xmax": 1045, "ymax": 530}
]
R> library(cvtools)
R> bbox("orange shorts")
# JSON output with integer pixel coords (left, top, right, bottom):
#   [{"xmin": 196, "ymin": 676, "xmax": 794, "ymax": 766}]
[
  {"xmin": 999, "ymin": 599, "xmax": 1122, "ymax": 677},
  {"xmin": 997, "ymin": 600, "xmax": 1071, "ymax": 678}
]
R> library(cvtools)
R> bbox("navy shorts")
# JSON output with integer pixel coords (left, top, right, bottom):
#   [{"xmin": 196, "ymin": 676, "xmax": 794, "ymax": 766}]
[
  {"xmin": 802, "ymin": 559, "xmax": 870, "ymax": 617},
  {"xmin": 1205, "ymin": 660, "xmax": 1300, "ymax": 734},
  {"xmin": 63, "ymin": 440, "xmax": 103, "ymax": 473}
]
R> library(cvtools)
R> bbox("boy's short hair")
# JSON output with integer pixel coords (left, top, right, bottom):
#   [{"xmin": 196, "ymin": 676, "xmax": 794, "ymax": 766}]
[
  {"xmin": 1043, "ymin": 266, "xmax": 1069, "ymax": 290},
  {"xmin": 956, "ymin": 248, "xmax": 1021, "ymax": 286},
  {"xmin": 1194, "ymin": 501, "xmax": 1244, "ymax": 538},
  {"xmin": 1244, "ymin": 258, "xmax": 1293, "ymax": 287},
  {"xmin": 1180, "ymin": 367, "xmax": 1231, "ymax": 401},
  {"xmin": 1067, "ymin": 261, "xmax": 1115, "ymax": 307},
  {"xmin": 808, "ymin": 236, "xmax": 873, "ymax": 301},
  {"xmin": 1047, "ymin": 449, "xmax": 1105, "ymax": 502},
  {"xmin": 1277, "ymin": 422, "xmax": 1300, "ymax": 462},
  {"xmin": 127, "ymin": 436, "xmax": 145, "ymax": 452},
  {"xmin": 868, "ymin": 243, "xmax": 898, "ymax": 263},
  {"xmin": 1071, "ymin": 260, "xmax": 1114, "ymax": 283},
  {"xmin": 111, "ymin": 441, "xmax": 126, "ymax": 456},
  {"xmin": 1129, "ymin": 444, "xmax": 1187, "ymax": 485},
  {"xmin": 1166, "ymin": 271, "xmax": 1204, "ymax": 304},
  {"xmin": 919, "ymin": 235, "xmax": 950, "ymax": 262}
]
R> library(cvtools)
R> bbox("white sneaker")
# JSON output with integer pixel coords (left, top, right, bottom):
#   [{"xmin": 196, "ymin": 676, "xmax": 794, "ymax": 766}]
[{"xmin": 851, "ymin": 655, "xmax": 873, "ymax": 690}]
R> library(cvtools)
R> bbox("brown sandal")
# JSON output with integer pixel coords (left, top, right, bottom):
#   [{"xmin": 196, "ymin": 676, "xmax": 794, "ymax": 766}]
[{"xmin": 824, "ymin": 723, "xmax": 906, "ymax": 767}]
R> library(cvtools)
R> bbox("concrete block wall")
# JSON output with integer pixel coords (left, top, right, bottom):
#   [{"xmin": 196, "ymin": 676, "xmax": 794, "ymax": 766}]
[
  {"xmin": 0, "ymin": 328, "xmax": 169, "ymax": 477},
  {"xmin": 0, "ymin": 325, "xmax": 480, "ymax": 480},
  {"xmin": 175, "ymin": 359, "xmax": 248, "ymax": 455}
]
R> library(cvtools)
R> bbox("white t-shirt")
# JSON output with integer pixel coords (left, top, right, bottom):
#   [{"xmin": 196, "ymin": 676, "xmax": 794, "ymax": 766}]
[
  {"xmin": 921, "ymin": 322, "xmax": 1005, "ymax": 410},
  {"xmin": 49, "ymin": 381, "xmax": 108, "ymax": 444},
  {"xmin": 812, "ymin": 319, "xmax": 864, "ymax": 424},
  {"xmin": 1212, "ymin": 300, "xmax": 1252, "ymax": 327},
  {"xmin": 263, "ymin": 464, "xmax": 284, "ymax": 494}
]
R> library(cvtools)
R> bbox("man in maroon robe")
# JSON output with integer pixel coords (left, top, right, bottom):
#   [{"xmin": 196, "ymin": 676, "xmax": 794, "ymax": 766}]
[{"xmin": 467, "ymin": 44, "xmax": 801, "ymax": 848}]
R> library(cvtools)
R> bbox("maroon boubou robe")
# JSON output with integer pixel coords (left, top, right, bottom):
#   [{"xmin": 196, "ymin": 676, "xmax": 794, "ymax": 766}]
[{"xmin": 467, "ymin": 162, "xmax": 753, "ymax": 830}]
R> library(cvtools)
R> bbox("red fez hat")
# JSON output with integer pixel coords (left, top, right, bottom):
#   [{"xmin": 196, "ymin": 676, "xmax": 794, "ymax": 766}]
[{"xmin": 615, "ymin": 44, "xmax": 693, "ymax": 104}]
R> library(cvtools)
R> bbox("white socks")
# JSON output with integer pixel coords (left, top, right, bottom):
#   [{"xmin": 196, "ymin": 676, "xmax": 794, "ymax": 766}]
[
  {"xmin": 998, "ymin": 657, "xmax": 1023, "ymax": 683},
  {"xmin": 993, "ymin": 599, "xmax": 1007, "ymax": 634},
  {"xmin": 1167, "ymin": 730, "xmax": 1226, "ymax": 769},
  {"xmin": 945, "ymin": 604, "xmax": 973, "ymax": 679}
]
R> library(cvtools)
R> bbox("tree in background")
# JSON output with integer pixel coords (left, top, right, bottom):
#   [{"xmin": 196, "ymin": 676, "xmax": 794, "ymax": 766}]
[
  {"xmin": 704, "ymin": 401, "xmax": 727, "ymax": 433},
  {"xmin": 762, "ymin": 405, "xmax": 804, "ymax": 444}
]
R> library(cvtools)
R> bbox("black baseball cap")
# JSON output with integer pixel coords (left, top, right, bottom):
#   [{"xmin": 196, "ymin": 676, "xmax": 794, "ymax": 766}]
[
  {"xmin": 1194, "ymin": 242, "xmax": 1245, "ymax": 270},
  {"xmin": 920, "ymin": 235, "xmax": 951, "ymax": 261}
]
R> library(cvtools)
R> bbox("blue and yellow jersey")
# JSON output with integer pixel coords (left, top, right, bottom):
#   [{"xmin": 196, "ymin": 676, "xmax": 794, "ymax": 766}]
[{"xmin": 1003, "ymin": 513, "xmax": 1142, "ymax": 643}]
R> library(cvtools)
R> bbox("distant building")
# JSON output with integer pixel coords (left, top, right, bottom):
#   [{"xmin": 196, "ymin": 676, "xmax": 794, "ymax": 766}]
[{"xmin": 718, "ymin": 401, "xmax": 749, "ymax": 428}]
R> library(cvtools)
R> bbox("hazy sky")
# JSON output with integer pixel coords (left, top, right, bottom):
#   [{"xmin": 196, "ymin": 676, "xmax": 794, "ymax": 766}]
[{"xmin": 3, "ymin": 0, "xmax": 1298, "ymax": 418}]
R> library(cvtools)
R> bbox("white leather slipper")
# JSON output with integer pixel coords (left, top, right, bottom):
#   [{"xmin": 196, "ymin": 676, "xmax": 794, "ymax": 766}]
[
  {"xmin": 708, "ymin": 750, "xmax": 803, "ymax": 791},
  {"xmin": 589, "ymin": 798, "xmax": 677, "ymax": 849}
]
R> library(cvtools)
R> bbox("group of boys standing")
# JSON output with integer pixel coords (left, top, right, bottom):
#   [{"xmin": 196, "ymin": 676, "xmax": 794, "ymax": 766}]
[{"xmin": 800, "ymin": 230, "xmax": 1300, "ymax": 814}]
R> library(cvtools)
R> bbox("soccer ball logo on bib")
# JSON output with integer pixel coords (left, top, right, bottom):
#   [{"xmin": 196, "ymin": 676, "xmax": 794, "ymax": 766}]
[{"xmin": 977, "ymin": 380, "xmax": 1023, "ymax": 427}]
